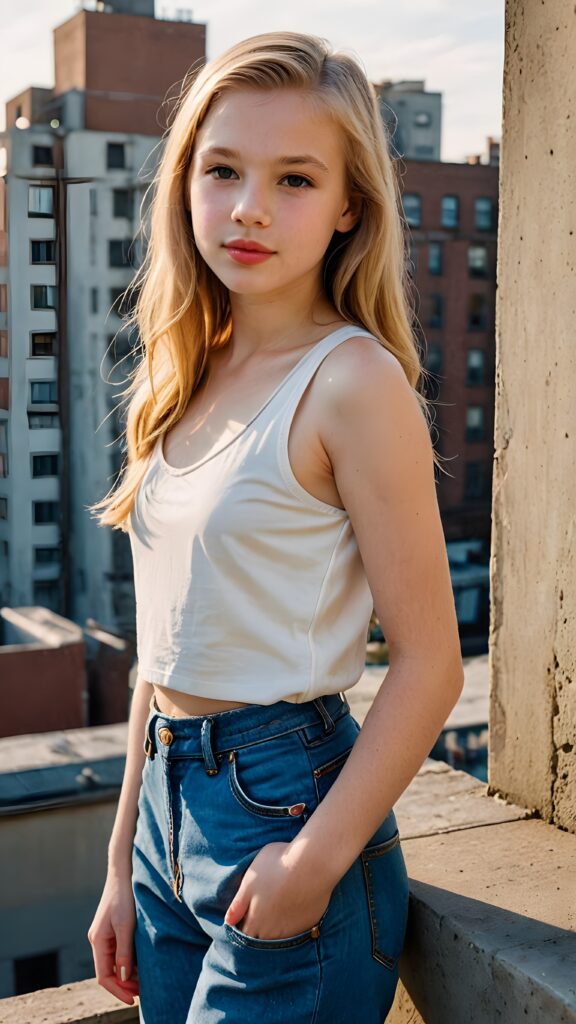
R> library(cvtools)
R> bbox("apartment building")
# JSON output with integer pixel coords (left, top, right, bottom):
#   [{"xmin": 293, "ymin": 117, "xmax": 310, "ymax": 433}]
[{"xmin": 0, "ymin": 2, "xmax": 205, "ymax": 635}]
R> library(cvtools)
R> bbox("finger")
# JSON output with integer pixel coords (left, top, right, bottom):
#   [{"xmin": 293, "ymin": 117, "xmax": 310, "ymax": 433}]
[
  {"xmin": 224, "ymin": 891, "xmax": 249, "ymax": 926},
  {"xmin": 93, "ymin": 936, "xmax": 139, "ymax": 1003},
  {"xmin": 115, "ymin": 927, "xmax": 137, "ymax": 986}
]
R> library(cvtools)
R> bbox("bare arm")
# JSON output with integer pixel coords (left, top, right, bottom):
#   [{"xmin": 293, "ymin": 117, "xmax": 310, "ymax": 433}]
[
  {"xmin": 108, "ymin": 675, "xmax": 154, "ymax": 878},
  {"xmin": 285, "ymin": 339, "xmax": 464, "ymax": 883}
]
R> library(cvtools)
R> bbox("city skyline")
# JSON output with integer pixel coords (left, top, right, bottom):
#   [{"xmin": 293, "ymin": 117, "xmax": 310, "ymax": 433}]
[{"xmin": 1, "ymin": 0, "xmax": 504, "ymax": 163}]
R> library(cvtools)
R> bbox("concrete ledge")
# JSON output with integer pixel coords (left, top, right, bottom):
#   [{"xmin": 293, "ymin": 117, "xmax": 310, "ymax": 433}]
[
  {"xmin": 389, "ymin": 766, "xmax": 576, "ymax": 1023},
  {"xmin": 0, "ymin": 977, "xmax": 138, "ymax": 1023}
]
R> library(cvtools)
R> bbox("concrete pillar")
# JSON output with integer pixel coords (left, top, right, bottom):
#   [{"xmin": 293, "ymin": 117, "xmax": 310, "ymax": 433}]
[{"xmin": 489, "ymin": 0, "xmax": 576, "ymax": 832}]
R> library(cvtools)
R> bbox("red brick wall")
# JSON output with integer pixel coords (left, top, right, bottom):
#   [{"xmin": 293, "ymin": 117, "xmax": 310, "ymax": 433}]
[{"xmin": 53, "ymin": 10, "xmax": 206, "ymax": 136}]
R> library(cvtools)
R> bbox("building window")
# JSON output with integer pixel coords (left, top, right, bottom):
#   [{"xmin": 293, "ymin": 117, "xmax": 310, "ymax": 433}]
[
  {"xmin": 468, "ymin": 294, "xmax": 489, "ymax": 330},
  {"xmin": 34, "ymin": 546, "xmax": 61, "ymax": 565},
  {"xmin": 29, "ymin": 413, "xmax": 59, "ymax": 428},
  {"xmin": 402, "ymin": 193, "xmax": 421, "ymax": 228},
  {"xmin": 466, "ymin": 405, "xmax": 485, "ymax": 442},
  {"xmin": 0, "ymin": 284, "xmax": 7, "ymax": 312},
  {"xmin": 0, "ymin": 496, "xmax": 7, "ymax": 519},
  {"xmin": 32, "ymin": 145, "xmax": 54, "ymax": 167},
  {"xmin": 468, "ymin": 245, "xmax": 488, "ymax": 278},
  {"xmin": 31, "ymin": 284, "xmax": 57, "ymax": 310},
  {"xmin": 464, "ymin": 461, "xmax": 491, "ymax": 500},
  {"xmin": 428, "ymin": 293, "xmax": 443, "ymax": 329},
  {"xmin": 407, "ymin": 241, "xmax": 417, "ymax": 277},
  {"xmin": 424, "ymin": 344, "xmax": 443, "ymax": 377},
  {"xmin": 413, "ymin": 111, "xmax": 432, "ymax": 127},
  {"xmin": 31, "ymin": 332, "xmax": 57, "ymax": 356},
  {"xmin": 90, "ymin": 188, "xmax": 98, "ymax": 216},
  {"xmin": 109, "ymin": 286, "xmax": 126, "ymax": 315},
  {"xmin": 0, "ymin": 332, "xmax": 7, "ymax": 357},
  {"xmin": 428, "ymin": 241, "xmax": 443, "ymax": 275},
  {"xmin": 475, "ymin": 197, "xmax": 494, "ymax": 231},
  {"xmin": 113, "ymin": 188, "xmax": 132, "ymax": 218},
  {"xmin": 31, "ymin": 240, "xmax": 56, "ymax": 264},
  {"xmin": 441, "ymin": 195, "xmax": 459, "ymax": 229},
  {"xmin": 91, "ymin": 287, "xmax": 99, "ymax": 314},
  {"xmin": 108, "ymin": 238, "xmax": 133, "ymax": 267},
  {"xmin": 33, "ymin": 501, "xmax": 59, "ymax": 524},
  {"xmin": 466, "ymin": 348, "xmax": 486, "ymax": 386},
  {"xmin": 107, "ymin": 142, "xmax": 126, "ymax": 170},
  {"xmin": 30, "ymin": 380, "xmax": 58, "ymax": 404},
  {"xmin": 28, "ymin": 185, "xmax": 54, "ymax": 217},
  {"xmin": 32, "ymin": 453, "xmax": 59, "ymax": 477}
]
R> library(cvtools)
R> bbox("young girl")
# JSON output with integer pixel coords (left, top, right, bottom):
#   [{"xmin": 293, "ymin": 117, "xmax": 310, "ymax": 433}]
[{"xmin": 87, "ymin": 30, "xmax": 464, "ymax": 1023}]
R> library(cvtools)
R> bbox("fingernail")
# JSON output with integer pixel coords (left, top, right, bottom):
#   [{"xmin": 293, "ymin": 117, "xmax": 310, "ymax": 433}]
[{"xmin": 120, "ymin": 965, "xmax": 127, "ymax": 982}]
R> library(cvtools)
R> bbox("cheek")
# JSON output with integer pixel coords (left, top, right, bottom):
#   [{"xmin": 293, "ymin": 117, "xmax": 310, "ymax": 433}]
[
  {"xmin": 282, "ymin": 202, "xmax": 337, "ymax": 256},
  {"xmin": 190, "ymin": 185, "xmax": 226, "ymax": 236}
]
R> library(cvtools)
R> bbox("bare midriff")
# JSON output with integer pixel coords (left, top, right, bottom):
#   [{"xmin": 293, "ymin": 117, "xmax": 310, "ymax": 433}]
[{"xmin": 152, "ymin": 682, "xmax": 254, "ymax": 718}]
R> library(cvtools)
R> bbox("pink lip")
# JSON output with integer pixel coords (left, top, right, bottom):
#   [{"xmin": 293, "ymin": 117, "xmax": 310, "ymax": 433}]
[
  {"xmin": 224, "ymin": 244, "xmax": 276, "ymax": 266},
  {"xmin": 225, "ymin": 239, "xmax": 275, "ymax": 253}
]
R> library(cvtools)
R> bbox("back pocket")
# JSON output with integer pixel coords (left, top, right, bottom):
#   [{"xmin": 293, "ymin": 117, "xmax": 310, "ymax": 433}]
[{"xmin": 360, "ymin": 829, "xmax": 410, "ymax": 970}]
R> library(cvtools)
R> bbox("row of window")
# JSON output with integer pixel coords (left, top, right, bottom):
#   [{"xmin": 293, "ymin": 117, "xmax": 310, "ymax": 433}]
[
  {"xmin": 28, "ymin": 184, "xmax": 134, "ymax": 220},
  {"xmin": 408, "ymin": 241, "xmax": 491, "ymax": 277},
  {"xmin": 0, "ymin": 498, "xmax": 59, "ymax": 523},
  {"xmin": 421, "ymin": 292, "xmax": 491, "ymax": 331},
  {"xmin": 12, "ymin": 267, "xmax": 131, "ymax": 316},
  {"xmin": 0, "ymin": 452, "xmax": 59, "ymax": 478},
  {"xmin": 29, "ymin": 142, "xmax": 129, "ymax": 172},
  {"xmin": 425, "ymin": 346, "xmax": 490, "ymax": 387},
  {"xmin": 0, "ymin": 332, "xmax": 58, "ymax": 358},
  {"xmin": 403, "ymin": 194, "xmax": 495, "ymax": 231}
]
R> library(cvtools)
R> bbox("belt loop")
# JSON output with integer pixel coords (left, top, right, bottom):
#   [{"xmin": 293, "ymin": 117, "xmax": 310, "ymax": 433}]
[
  {"xmin": 313, "ymin": 696, "xmax": 336, "ymax": 734},
  {"xmin": 200, "ymin": 717, "xmax": 219, "ymax": 775}
]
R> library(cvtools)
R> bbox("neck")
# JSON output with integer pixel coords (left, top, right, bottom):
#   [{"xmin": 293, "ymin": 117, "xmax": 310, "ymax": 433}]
[{"xmin": 226, "ymin": 274, "xmax": 340, "ymax": 364}]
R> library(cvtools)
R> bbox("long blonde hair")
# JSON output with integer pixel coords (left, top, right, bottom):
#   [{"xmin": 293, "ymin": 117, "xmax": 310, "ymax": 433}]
[{"xmin": 90, "ymin": 30, "xmax": 440, "ymax": 532}]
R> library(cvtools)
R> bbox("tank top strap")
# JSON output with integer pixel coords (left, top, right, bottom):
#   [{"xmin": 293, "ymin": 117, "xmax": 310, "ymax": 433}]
[{"xmin": 275, "ymin": 323, "xmax": 379, "ymax": 420}]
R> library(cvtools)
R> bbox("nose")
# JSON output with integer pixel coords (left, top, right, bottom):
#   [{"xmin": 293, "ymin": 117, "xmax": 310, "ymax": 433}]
[{"xmin": 230, "ymin": 180, "xmax": 272, "ymax": 228}]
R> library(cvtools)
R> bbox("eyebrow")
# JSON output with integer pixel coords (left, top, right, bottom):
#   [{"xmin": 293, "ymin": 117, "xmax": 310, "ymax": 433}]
[{"xmin": 196, "ymin": 145, "xmax": 330, "ymax": 174}]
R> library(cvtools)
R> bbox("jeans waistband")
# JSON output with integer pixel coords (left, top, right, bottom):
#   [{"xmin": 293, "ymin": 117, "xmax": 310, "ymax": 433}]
[{"xmin": 143, "ymin": 691, "xmax": 351, "ymax": 771}]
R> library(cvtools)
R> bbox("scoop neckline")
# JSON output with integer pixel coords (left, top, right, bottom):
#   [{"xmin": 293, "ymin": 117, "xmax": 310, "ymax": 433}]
[{"xmin": 157, "ymin": 324, "xmax": 361, "ymax": 477}]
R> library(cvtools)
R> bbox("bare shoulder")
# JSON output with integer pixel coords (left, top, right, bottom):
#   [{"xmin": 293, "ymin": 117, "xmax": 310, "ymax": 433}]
[{"xmin": 315, "ymin": 334, "xmax": 428, "ymax": 461}]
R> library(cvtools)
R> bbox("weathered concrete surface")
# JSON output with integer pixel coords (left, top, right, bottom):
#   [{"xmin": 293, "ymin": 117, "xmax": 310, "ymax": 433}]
[
  {"xmin": 394, "ymin": 818, "xmax": 576, "ymax": 1024},
  {"xmin": 0, "ymin": 978, "xmax": 138, "ymax": 1023},
  {"xmin": 490, "ymin": 0, "xmax": 576, "ymax": 830},
  {"xmin": 392, "ymin": 758, "xmax": 530, "ymax": 838}
]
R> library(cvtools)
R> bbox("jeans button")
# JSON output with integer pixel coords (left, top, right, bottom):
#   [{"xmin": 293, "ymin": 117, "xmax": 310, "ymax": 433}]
[{"xmin": 158, "ymin": 727, "xmax": 174, "ymax": 746}]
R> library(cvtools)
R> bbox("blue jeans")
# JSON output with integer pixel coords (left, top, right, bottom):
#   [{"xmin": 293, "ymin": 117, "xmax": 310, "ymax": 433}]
[{"xmin": 132, "ymin": 691, "xmax": 410, "ymax": 1023}]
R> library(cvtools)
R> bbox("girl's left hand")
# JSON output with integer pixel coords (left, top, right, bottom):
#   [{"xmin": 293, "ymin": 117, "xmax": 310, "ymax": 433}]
[{"xmin": 224, "ymin": 841, "xmax": 333, "ymax": 940}]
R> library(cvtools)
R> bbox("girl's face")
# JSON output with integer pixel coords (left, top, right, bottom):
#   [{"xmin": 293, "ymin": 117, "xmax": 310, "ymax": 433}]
[{"xmin": 187, "ymin": 87, "xmax": 359, "ymax": 298}]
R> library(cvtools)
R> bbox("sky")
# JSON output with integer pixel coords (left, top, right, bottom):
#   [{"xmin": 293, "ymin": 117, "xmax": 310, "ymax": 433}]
[{"xmin": 0, "ymin": 0, "xmax": 505, "ymax": 163}]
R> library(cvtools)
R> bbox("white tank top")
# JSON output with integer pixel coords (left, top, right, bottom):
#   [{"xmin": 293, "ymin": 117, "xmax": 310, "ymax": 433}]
[{"xmin": 128, "ymin": 324, "xmax": 378, "ymax": 704}]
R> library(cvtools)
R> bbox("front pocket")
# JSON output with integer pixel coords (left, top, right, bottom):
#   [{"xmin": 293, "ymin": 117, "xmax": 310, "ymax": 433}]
[
  {"xmin": 224, "ymin": 919, "xmax": 318, "ymax": 950},
  {"xmin": 360, "ymin": 829, "xmax": 410, "ymax": 970},
  {"xmin": 227, "ymin": 749, "xmax": 310, "ymax": 820}
]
